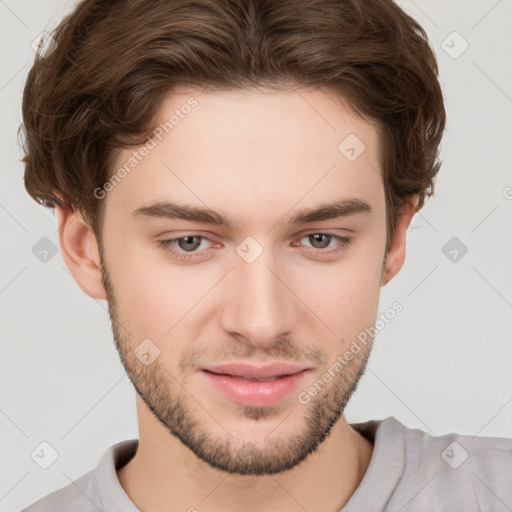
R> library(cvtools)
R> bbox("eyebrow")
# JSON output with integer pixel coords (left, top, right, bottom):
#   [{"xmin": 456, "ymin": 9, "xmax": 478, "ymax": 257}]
[{"xmin": 132, "ymin": 198, "xmax": 372, "ymax": 230}]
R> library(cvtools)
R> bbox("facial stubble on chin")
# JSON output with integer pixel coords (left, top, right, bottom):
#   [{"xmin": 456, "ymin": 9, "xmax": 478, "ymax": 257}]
[{"xmin": 98, "ymin": 252, "xmax": 374, "ymax": 476}]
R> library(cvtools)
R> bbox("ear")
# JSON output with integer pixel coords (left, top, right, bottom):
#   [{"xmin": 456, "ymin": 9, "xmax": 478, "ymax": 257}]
[
  {"xmin": 381, "ymin": 195, "xmax": 419, "ymax": 287},
  {"xmin": 54, "ymin": 201, "xmax": 107, "ymax": 300}
]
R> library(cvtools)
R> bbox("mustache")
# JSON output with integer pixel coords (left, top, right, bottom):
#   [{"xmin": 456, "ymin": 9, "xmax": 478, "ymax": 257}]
[{"xmin": 179, "ymin": 338, "xmax": 327, "ymax": 371}]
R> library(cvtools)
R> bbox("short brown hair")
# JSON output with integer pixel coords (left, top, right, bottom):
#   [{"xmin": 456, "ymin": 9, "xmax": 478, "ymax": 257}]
[{"xmin": 20, "ymin": 0, "xmax": 446, "ymax": 252}]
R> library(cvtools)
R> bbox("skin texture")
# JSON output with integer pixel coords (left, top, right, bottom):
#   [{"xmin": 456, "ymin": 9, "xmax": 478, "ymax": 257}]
[{"xmin": 56, "ymin": 87, "xmax": 418, "ymax": 512}]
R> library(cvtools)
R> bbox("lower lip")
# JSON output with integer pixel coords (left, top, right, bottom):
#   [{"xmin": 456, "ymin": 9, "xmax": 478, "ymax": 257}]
[{"xmin": 201, "ymin": 369, "xmax": 310, "ymax": 407}]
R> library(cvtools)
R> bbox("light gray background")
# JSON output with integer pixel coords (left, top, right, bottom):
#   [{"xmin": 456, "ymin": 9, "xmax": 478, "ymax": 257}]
[{"xmin": 1, "ymin": 0, "xmax": 511, "ymax": 511}]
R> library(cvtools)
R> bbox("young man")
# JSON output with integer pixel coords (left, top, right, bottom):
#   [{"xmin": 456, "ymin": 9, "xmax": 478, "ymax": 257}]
[{"xmin": 20, "ymin": 0, "xmax": 511, "ymax": 510}]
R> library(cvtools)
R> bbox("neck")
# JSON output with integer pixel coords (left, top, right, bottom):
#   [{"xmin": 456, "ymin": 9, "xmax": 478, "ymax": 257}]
[{"xmin": 117, "ymin": 397, "xmax": 374, "ymax": 512}]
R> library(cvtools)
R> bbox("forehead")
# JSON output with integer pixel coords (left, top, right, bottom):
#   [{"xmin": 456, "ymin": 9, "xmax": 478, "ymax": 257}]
[
  {"xmin": 151, "ymin": 86, "xmax": 381, "ymax": 163},
  {"xmin": 105, "ymin": 87, "xmax": 384, "ymax": 228}
]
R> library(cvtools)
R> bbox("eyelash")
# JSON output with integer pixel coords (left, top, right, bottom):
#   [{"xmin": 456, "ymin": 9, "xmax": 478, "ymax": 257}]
[{"xmin": 157, "ymin": 233, "xmax": 352, "ymax": 261}]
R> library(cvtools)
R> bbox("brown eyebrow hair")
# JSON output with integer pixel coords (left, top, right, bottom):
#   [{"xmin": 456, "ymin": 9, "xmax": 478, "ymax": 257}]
[{"xmin": 132, "ymin": 198, "xmax": 372, "ymax": 230}]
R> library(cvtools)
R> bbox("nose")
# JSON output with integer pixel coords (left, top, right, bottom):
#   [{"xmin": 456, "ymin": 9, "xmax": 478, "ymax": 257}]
[{"xmin": 219, "ymin": 246, "xmax": 298, "ymax": 350}]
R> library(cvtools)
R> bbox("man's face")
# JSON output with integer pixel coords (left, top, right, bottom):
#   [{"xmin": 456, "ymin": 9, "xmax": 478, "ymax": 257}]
[{"xmin": 99, "ymin": 87, "xmax": 387, "ymax": 475}]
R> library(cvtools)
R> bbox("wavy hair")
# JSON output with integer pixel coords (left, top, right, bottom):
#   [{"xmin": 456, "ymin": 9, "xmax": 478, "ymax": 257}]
[{"xmin": 20, "ymin": 0, "xmax": 446, "ymax": 252}]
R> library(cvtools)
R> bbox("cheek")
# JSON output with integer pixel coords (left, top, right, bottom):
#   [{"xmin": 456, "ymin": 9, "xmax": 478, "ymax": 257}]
[
  {"xmin": 299, "ymin": 239, "xmax": 384, "ymax": 342},
  {"xmin": 335, "ymin": 270, "xmax": 381, "ymax": 338},
  {"xmin": 103, "ymin": 236, "xmax": 183, "ymax": 331}
]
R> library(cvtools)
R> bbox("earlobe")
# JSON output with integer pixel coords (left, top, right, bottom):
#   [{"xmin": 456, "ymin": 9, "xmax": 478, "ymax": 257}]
[
  {"xmin": 55, "ymin": 204, "xmax": 107, "ymax": 300},
  {"xmin": 381, "ymin": 196, "xmax": 419, "ymax": 287}
]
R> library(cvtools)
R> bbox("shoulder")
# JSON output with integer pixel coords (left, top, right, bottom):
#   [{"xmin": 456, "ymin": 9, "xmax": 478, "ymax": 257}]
[
  {"xmin": 384, "ymin": 417, "xmax": 512, "ymax": 511},
  {"xmin": 20, "ymin": 469, "xmax": 98, "ymax": 512},
  {"xmin": 20, "ymin": 439, "xmax": 139, "ymax": 512},
  {"xmin": 398, "ymin": 418, "xmax": 512, "ymax": 477}
]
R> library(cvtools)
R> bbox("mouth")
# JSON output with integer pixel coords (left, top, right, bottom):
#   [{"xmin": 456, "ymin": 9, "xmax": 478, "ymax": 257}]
[
  {"xmin": 202, "ymin": 370, "xmax": 292, "ymax": 381},
  {"xmin": 199, "ymin": 362, "xmax": 311, "ymax": 407},
  {"xmin": 200, "ymin": 362, "xmax": 310, "ymax": 380}
]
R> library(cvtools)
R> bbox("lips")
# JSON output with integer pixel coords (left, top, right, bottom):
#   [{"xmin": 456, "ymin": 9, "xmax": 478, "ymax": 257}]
[
  {"xmin": 200, "ymin": 362, "xmax": 309, "ymax": 380},
  {"xmin": 200, "ymin": 365, "xmax": 311, "ymax": 407}
]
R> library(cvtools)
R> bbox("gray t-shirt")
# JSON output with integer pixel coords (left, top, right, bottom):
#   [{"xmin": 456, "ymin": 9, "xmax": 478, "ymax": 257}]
[{"xmin": 21, "ymin": 417, "xmax": 512, "ymax": 511}]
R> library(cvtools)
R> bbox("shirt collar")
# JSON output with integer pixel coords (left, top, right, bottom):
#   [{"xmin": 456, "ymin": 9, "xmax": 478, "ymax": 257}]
[{"xmin": 92, "ymin": 417, "xmax": 405, "ymax": 512}]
